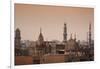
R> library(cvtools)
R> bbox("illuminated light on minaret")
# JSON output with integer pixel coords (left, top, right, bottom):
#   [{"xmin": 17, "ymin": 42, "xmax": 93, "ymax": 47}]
[{"xmin": 63, "ymin": 22, "xmax": 67, "ymax": 43}]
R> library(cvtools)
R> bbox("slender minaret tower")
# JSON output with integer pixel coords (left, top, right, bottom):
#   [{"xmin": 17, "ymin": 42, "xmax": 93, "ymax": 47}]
[
  {"xmin": 15, "ymin": 28, "xmax": 21, "ymax": 56},
  {"xmin": 70, "ymin": 33, "xmax": 72, "ymax": 40},
  {"xmin": 38, "ymin": 28, "xmax": 44, "ymax": 45},
  {"xmin": 15, "ymin": 28, "xmax": 21, "ymax": 48},
  {"xmin": 63, "ymin": 22, "xmax": 67, "ymax": 43},
  {"xmin": 74, "ymin": 33, "xmax": 76, "ymax": 41},
  {"xmin": 87, "ymin": 32, "xmax": 88, "ymax": 45},
  {"xmin": 89, "ymin": 23, "xmax": 91, "ymax": 47}
]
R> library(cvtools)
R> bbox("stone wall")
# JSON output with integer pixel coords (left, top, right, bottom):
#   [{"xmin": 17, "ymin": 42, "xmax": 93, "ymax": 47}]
[
  {"xmin": 15, "ymin": 56, "xmax": 33, "ymax": 65},
  {"xmin": 42, "ymin": 54, "xmax": 65, "ymax": 64}
]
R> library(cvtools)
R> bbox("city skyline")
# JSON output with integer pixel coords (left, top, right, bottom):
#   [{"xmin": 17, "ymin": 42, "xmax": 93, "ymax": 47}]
[{"xmin": 15, "ymin": 4, "xmax": 94, "ymax": 41}]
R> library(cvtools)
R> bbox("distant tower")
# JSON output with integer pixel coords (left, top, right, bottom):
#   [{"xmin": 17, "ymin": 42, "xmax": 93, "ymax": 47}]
[
  {"xmin": 15, "ymin": 28, "xmax": 21, "ymax": 48},
  {"xmin": 15, "ymin": 28, "xmax": 21, "ymax": 56},
  {"xmin": 70, "ymin": 33, "xmax": 72, "ymax": 40},
  {"xmin": 89, "ymin": 23, "xmax": 91, "ymax": 47},
  {"xmin": 63, "ymin": 22, "xmax": 67, "ymax": 43},
  {"xmin": 38, "ymin": 28, "xmax": 44, "ymax": 45},
  {"xmin": 87, "ymin": 32, "xmax": 88, "ymax": 45},
  {"xmin": 74, "ymin": 33, "xmax": 76, "ymax": 41}
]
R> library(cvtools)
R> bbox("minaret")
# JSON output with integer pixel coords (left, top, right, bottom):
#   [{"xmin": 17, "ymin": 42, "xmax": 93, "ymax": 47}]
[
  {"xmin": 40, "ymin": 27, "xmax": 42, "ymax": 33},
  {"xmin": 38, "ymin": 28, "xmax": 44, "ymax": 45},
  {"xmin": 89, "ymin": 23, "xmax": 91, "ymax": 47},
  {"xmin": 74, "ymin": 33, "xmax": 76, "ymax": 41},
  {"xmin": 63, "ymin": 22, "xmax": 67, "ymax": 43},
  {"xmin": 87, "ymin": 32, "xmax": 88, "ymax": 45},
  {"xmin": 70, "ymin": 33, "xmax": 72, "ymax": 40},
  {"xmin": 15, "ymin": 28, "xmax": 21, "ymax": 48}
]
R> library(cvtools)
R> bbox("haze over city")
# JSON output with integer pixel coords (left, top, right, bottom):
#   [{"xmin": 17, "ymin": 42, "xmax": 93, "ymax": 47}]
[{"xmin": 15, "ymin": 4, "xmax": 94, "ymax": 41}]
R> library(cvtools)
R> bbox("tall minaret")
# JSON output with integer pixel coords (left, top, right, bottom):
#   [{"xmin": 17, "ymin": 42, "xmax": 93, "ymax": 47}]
[
  {"xmin": 89, "ymin": 23, "xmax": 91, "ymax": 47},
  {"xmin": 63, "ymin": 22, "xmax": 67, "ymax": 43},
  {"xmin": 87, "ymin": 32, "xmax": 88, "ymax": 45},
  {"xmin": 74, "ymin": 33, "xmax": 76, "ymax": 41},
  {"xmin": 38, "ymin": 28, "xmax": 44, "ymax": 45},
  {"xmin": 70, "ymin": 33, "xmax": 72, "ymax": 40},
  {"xmin": 15, "ymin": 28, "xmax": 21, "ymax": 48}
]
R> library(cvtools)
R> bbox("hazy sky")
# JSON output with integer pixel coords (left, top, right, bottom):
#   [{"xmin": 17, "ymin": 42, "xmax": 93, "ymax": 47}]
[{"xmin": 15, "ymin": 4, "xmax": 94, "ymax": 41}]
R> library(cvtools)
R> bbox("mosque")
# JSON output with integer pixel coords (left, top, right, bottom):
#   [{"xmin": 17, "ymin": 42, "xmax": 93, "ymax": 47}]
[{"xmin": 15, "ymin": 22, "xmax": 94, "ymax": 65}]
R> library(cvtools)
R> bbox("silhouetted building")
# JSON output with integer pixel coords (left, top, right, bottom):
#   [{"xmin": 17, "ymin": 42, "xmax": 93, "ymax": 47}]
[
  {"xmin": 66, "ymin": 34, "xmax": 79, "ymax": 52},
  {"xmin": 56, "ymin": 44, "xmax": 65, "ymax": 54},
  {"xmin": 15, "ymin": 28, "xmax": 21, "ymax": 48},
  {"xmin": 36, "ymin": 28, "xmax": 46, "ymax": 56},
  {"xmin": 65, "ymin": 34, "xmax": 80, "ymax": 62},
  {"xmin": 15, "ymin": 29, "xmax": 29, "ymax": 56},
  {"xmin": 15, "ymin": 22, "xmax": 94, "ymax": 65},
  {"xmin": 15, "ymin": 28, "xmax": 21, "ymax": 56}
]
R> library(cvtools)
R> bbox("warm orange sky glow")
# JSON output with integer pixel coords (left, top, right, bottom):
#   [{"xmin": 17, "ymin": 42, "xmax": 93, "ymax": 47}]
[{"xmin": 15, "ymin": 4, "xmax": 94, "ymax": 41}]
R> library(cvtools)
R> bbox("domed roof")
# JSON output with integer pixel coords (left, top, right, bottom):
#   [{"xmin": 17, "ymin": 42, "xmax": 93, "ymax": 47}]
[
  {"xmin": 16, "ymin": 28, "xmax": 20, "ymax": 32},
  {"xmin": 15, "ymin": 28, "xmax": 21, "ymax": 38}
]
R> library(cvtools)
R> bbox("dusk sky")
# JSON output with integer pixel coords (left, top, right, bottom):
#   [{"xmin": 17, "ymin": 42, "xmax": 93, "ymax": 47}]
[{"xmin": 15, "ymin": 4, "xmax": 94, "ymax": 41}]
